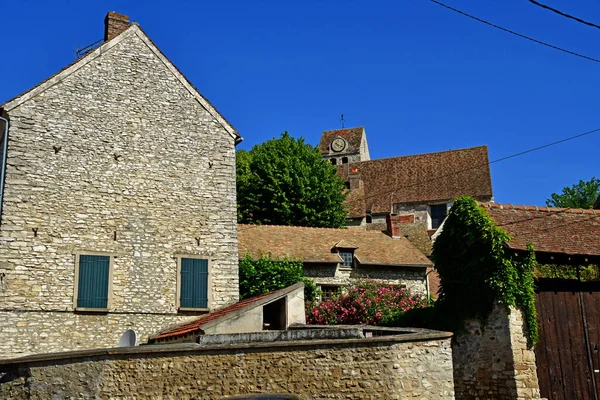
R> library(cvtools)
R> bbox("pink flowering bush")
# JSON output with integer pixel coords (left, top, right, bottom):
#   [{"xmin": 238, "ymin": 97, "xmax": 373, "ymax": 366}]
[{"xmin": 306, "ymin": 280, "xmax": 428, "ymax": 325}]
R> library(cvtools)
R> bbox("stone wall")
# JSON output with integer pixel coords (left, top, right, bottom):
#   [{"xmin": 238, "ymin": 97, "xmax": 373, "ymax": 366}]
[
  {"xmin": 303, "ymin": 263, "xmax": 427, "ymax": 294},
  {"xmin": 0, "ymin": 26, "xmax": 239, "ymax": 358},
  {"xmin": 452, "ymin": 303, "xmax": 540, "ymax": 399},
  {"xmin": 0, "ymin": 332, "xmax": 455, "ymax": 399}
]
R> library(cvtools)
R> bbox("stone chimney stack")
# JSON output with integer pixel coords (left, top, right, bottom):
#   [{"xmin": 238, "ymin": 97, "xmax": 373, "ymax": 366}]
[{"xmin": 104, "ymin": 12, "xmax": 130, "ymax": 42}]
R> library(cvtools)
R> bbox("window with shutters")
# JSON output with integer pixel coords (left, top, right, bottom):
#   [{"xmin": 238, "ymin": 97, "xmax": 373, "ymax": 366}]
[
  {"xmin": 74, "ymin": 254, "xmax": 113, "ymax": 311},
  {"xmin": 178, "ymin": 257, "xmax": 210, "ymax": 311}
]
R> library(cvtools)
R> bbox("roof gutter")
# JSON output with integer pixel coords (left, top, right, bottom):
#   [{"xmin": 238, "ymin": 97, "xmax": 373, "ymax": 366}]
[
  {"xmin": 0, "ymin": 112, "xmax": 9, "ymax": 227},
  {"xmin": 358, "ymin": 262, "xmax": 430, "ymax": 269}
]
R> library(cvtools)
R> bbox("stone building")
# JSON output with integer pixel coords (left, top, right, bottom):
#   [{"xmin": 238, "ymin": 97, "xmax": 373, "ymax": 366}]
[
  {"xmin": 319, "ymin": 128, "xmax": 493, "ymax": 234},
  {"xmin": 0, "ymin": 12, "xmax": 241, "ymax": 358},
  {"xmin": 237, "ymin": 218, "xmax": 433, "ymax": 297},
  {"xmin": 319, "ymin": 126, "xmax": 370, "ymax": 165}
]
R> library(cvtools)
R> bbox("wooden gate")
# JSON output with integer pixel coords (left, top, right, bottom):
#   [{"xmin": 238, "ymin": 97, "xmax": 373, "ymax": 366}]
[{"xmin": 535, "ymin": 279, "xmax": 600, "ymax": 400}]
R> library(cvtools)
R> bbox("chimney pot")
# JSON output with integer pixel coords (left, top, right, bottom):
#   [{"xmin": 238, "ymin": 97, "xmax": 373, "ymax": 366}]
[{"xmin": 104, "ymin": 12, "xmax": 130, "ymax": 42}]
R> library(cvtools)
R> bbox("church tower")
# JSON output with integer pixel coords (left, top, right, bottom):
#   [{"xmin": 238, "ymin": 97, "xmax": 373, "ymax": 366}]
[{"xmin": 319, "ymin": 126, "xmax": 370, "ymax": 165}]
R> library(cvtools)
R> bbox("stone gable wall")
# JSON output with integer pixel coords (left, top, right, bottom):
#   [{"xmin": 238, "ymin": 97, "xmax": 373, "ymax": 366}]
[
  {"xmin": 0, "ymin": 30, "xmax": 239, "ymax": 358},
  {"xmin": 0, "ymin": 336, "xmax": 455, "ymax": 399}
]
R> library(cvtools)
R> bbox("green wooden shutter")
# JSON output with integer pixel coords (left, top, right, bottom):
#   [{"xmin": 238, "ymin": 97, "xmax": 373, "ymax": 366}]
[
  {"xmin": 77, "ymin": 255, "xmax": 110, "ymax": 309},
  {"xmin": 180, "ymin": 258, "xmax": 208, "ymax": 309}
]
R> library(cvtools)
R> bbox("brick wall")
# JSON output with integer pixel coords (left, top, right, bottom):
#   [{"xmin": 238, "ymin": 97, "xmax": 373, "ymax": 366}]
[{"xmin": 0, "ymin": 26, "xmax": 239, "ymax": 358}]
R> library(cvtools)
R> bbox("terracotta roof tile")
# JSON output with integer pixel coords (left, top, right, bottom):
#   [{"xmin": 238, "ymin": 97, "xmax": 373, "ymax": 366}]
[
  {"xmin": 319, "ymin": 127, "xmax": 364, "ymax": 154},
  {"xmin": 338, "ymin": 146, "xmax": 493, "ymax": 215},
  {"xmin": 238, "ymin": 224, "xmax": 432, "ymax": 266},
  {"xmin": 481, "ymin": 202, "xmax": 600, "ymax": 257}
]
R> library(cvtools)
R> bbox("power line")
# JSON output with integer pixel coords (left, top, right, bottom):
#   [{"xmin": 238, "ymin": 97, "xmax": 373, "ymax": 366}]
[
  {"xmin": 528, "ymin": 0, "xmax": 600, "ymax": 31},
  {"xmin": 430, "ymin": 0, "xmax": 600, "ymax": 64},
  {"xmin": 360, "ymin": 126, "xmax": 600, "ymax": 202}
]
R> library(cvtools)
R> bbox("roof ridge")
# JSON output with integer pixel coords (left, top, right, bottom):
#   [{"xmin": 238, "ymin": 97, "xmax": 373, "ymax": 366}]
[
  {"xmin": 479, "ymin": 202, "xmax": 598, "ymax": 215},
  {"xmin": 340, "ymin": 145, "xmax": 489, "ymax": 168},
  {"xmin": 322, "ymin": 126, "xmax": 364, "ymax": 133},
  {"xmin": 237, "ymin": 223, "xmax": 387, "ymax": 234}
]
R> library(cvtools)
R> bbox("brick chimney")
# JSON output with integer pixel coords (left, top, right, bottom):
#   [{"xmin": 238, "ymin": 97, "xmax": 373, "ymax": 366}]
[
  {"xmin": 348, "ymin": 167, "xmax": 362, "ymax": 190},
  {"xmin": 104, "ymin": 12, "xmax": 130, "ymax": 42},
  {"xmin": 386, "ymin": 214, "xmax": 415, "ymax": 238}
]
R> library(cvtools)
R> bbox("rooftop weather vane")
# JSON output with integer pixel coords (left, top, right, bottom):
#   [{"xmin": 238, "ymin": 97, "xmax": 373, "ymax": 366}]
[{"xmin": 341, "ymin": 114, "xmax": 345, "ymax": 128}]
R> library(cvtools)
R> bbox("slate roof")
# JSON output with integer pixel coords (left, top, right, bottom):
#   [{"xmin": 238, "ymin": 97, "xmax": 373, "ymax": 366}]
[
  {"xmin": 482, "ymin": 203, "xmax": 600, "ymax": 258},
  {"xmin": 148, "ymin": 283, "xmax": 303, "ymax": 343},
  {"xmin": 337, "ymin": 146, "xmax": 492, "ymax": 215},
  {"xmin": 238, "ymin": 224, "xmax": 432, "ymax": 267},
  {"xmin": 319, "ymin": 127, "xmax": 365, "ymax": 154}
]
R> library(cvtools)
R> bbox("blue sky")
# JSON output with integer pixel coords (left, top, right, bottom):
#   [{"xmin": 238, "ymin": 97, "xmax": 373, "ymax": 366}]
[{"xmin": 1, "ymin": 0, "xmax": 599, "ymax": 206}]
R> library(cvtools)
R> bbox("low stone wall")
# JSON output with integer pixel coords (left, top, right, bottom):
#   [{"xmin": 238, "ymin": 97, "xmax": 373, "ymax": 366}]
[
  {"xmin": 452, "ymin": 303, "xmax": 540, "ymax": 399},
  {"xmin": 0, "ymin": 330, "xmax": 455, "ymax": 399}
]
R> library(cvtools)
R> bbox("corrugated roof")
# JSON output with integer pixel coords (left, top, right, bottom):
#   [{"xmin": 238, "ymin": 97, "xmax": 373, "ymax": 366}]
[
  {"xmin": 481, "ymin": 203, "xmax": 600, "ymax": 257},
  {"xmin": 338, "ymin": 146, "xmax": 493, "ymax": 215},
  {"xmin": 238, "ymin": 224, "xmax": 432, "ymax": 266}
]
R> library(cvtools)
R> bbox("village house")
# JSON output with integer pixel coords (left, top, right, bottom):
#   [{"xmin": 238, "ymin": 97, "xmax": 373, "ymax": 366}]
[
  {"xmin": 320, "ymin": 127, "xmax": 493, "ymax": 234},
  {"xmin": 0, "ymin": 12, "xmax": 242, "ymax": 358},
  {"xmin": 237, "ymin": 217, "xmax": 433, "ymax": 298}
]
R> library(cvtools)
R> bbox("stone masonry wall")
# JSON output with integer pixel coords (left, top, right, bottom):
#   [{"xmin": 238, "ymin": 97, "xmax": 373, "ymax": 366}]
[
  {"xmin": 452, "ymin": 303, "xmax": 540, "ymax": 400},
  {"xmin": 303, "ymin": 263, "xmax": 427, "ymax": 295},
  {"xmin": 0, "ymin": 335, "xmax": 455, "ymax": 399},
  {"xmin": 0, "ymin": 27, "xmax": 239, "ymax": 358}
]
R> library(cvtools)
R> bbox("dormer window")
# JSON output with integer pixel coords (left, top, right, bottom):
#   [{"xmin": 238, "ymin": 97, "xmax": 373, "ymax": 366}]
[{"xmin": 339, "ymin": 250, "xmax": 354, "ymax": 268}]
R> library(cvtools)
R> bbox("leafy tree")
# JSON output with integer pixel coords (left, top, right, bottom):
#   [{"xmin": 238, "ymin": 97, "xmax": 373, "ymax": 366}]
[
  {"xmin": 546, "ymin": 177, "xmax": 600, "ymax": 209},
  {"xmin": 236, "ymin": 132, "xmax": 348, "ymax": 228},
  {"xmin": 239, "ymin": 254, "xmax": 319, "ymax": 301}
]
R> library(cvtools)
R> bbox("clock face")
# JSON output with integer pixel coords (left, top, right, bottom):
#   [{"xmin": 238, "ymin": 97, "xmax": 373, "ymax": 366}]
[{"xmin": 331, "ymin": 138, "xmax": 346, "ymax": 152}]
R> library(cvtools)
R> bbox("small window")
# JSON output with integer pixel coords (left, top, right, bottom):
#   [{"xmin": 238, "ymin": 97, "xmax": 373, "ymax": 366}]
[
  {"xmin": 339, "ymin": 251, "xmax": 354, "ymax": 268},
  {"xmin": 75, "ymin": 254, "xmax": 112, "ymax": 310},
  {"xmin": 320, "ymin": 285, "xmax": 341, "ymax": 300},
  {"xmin": 430, "ymin": 204, "xmax": 447, "ymax": 229},
  {"xmin": 330, "ymin": 158, "xmax": 337, "ymax": 165},
  {"xmin": 341, "ymin": 157, "xmax": 349, "ymax": 164},
  {"xmin": 179, "ymin": 258, "xmax": 209, "ymax": 310},
  {"xmin": 366, "ymin": 214, "xmax": 373, "ymax": 224}
]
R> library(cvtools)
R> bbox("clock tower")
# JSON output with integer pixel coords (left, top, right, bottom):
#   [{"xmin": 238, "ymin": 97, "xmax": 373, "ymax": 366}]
[{"xmin": 319, "ymin": 126, "xmax": 370, "ymax": 165}]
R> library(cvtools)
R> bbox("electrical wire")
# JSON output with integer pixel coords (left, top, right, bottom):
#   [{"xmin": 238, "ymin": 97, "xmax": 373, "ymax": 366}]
[
  {"xmin": 430, "ymin": 0, "xmax": 600, "ymax": 63},
  {"xmin": 527, "ymin": 0, "xmax": 600, "ymax": 31}
]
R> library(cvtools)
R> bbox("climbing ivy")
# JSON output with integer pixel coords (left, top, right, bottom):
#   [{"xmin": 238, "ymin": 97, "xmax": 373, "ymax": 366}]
[{"xmin": 432, "ymin": 196, "xmax": 538, "ymax": 346}]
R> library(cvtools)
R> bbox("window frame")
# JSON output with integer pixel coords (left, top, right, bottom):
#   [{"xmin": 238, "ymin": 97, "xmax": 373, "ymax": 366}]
[
  {"xmin": 338, "ymin": 250, "xmax": 354, "ymax": 269},
  {"xmin": 73, "ymin": 251, "xmax": 115, "ymax": 312},
  {"xmin": 175, "ymin": 255, "xmax": 212, "ymax": 312},
  {"xmin": 429, "ymin": 203, "xmax": 448, "ymax": 230},
  {"xmin": 319, "ymin": 284, "xmax": 342, "ymax": 300}
]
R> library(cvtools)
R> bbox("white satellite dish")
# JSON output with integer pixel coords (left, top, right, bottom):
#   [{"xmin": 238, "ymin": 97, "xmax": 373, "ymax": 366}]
[{"xmin": 118, "ymin": 329, "xmax": 137, "ymax": 347}]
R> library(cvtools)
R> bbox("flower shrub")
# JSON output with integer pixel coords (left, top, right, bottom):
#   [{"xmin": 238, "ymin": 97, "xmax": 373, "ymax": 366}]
[{"xmin": 306, "ymin": 280, "xmax": 428, "ymax": 325}]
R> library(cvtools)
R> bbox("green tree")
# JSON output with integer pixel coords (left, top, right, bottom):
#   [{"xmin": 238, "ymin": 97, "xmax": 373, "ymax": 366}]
[
  {"xmin": 239, "ymin": 254, "xmax": 319, "ymax": 301},
  {"xmin": 236, "ymin": 132, "xmax": 348, "ymax": 227},
  {"xmin": 546, "ymin": 177, "xmax": 600, "ymax": 209}
]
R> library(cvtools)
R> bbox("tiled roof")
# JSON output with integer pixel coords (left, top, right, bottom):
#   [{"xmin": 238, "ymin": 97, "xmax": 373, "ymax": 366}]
[
  {"xmin": 149, "ymin": 284, "xmax": 303, "ymax": 342},
  {"xmin": 337, "ymin": 146, "xmax": 492, "ymax": 215},
  {"xmin": 366, "ymin": 222, "xmax": 432, "ymax": 257},
  {"xmin": 238, "ymin": 224, "xmax": 432, "ymax": 267},
  {"xmin": 481, "ymin": 203, "xmax": 600, "ymax": 257},
  {"xmin": 319, "ymin": 127, "xmax": 364, "ymax": 154},
  {"xmin": 345, "ymin": 187, "xmax": 366, "ymax": 218}
]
